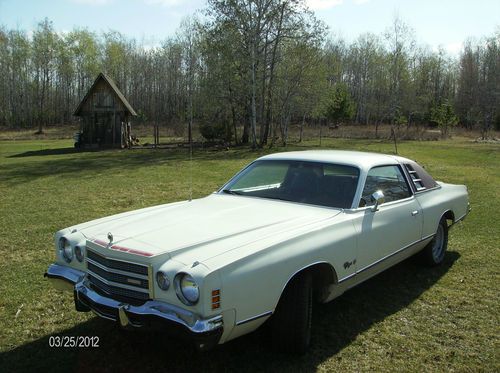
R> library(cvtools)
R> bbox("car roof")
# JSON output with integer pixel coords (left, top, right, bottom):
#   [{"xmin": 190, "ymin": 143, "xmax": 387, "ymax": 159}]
[{"xmin": 258, "ymin": 150, "xmax": 412, "ymax": 172}]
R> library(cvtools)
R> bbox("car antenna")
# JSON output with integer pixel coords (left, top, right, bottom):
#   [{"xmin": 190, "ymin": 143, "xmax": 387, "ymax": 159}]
[
  {"xmin": 189, "ymin": 129, "xmax": 193, "ymax": 202},
  {"xmin": 188, "ymin": 87, "xmax": 193, "ymax": 202}
]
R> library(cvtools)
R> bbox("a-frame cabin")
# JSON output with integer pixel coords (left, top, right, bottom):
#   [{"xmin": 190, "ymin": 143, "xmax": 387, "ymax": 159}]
[{"xmin": 74, "ymin": 73, "xmax": 137, "ymax": 148}]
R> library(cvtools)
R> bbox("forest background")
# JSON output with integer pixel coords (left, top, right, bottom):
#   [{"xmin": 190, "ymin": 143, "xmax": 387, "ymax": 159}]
[{"xmin": 0, "ymin": 0, "xmax": 498, "ymax": 147}]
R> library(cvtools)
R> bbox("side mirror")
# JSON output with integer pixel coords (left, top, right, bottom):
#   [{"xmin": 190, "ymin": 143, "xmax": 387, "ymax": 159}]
[{"xmin": 371, "ymin": 190, "xmax": 385, "ymax": 212}]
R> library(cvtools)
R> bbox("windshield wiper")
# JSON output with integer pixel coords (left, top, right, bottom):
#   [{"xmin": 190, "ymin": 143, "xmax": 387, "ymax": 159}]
[
  {"xmin": 221, "ymin": 189, "xmax": 244, "ymax": 195},
  {"xmin": 222, "ymin": 189, "xmax": 291, "ymax": 202},
  {"xmin": 262, "ymin": 195, "xmax": 292, "ymax": 202}
]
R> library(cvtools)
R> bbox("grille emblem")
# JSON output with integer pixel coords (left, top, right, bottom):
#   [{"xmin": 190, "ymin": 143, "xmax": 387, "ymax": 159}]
[{"xmin": 127, "ymin": 278, "xmax": 141, "ymax": 285}]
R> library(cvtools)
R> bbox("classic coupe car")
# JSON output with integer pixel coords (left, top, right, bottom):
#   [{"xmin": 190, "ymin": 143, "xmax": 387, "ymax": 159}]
[{"xmin": 45, "ymin": 150, "xmax": 469, "ymax": 353}]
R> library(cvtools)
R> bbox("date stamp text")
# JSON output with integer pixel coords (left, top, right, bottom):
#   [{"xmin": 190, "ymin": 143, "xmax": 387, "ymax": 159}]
[{"xmin": 48, "ymin": 335, "xmax": 100, "ymax": 348}]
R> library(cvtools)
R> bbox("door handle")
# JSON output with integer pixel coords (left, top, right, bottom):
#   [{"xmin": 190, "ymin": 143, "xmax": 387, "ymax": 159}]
[{"xmin": 411, "ymin": 210, "xmax": 419, "ymax": 216}]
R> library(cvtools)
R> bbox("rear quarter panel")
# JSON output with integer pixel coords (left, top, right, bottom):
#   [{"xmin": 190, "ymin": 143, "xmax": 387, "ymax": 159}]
[{"xmin": 416, "ymin": 182, "xmax": 469, "ymax": 238}]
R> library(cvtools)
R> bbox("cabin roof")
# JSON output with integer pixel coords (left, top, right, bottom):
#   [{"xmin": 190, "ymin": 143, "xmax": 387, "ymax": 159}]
[{"xmin": 73, "ymin": 72, "xmax": 137, "ymax": 116}]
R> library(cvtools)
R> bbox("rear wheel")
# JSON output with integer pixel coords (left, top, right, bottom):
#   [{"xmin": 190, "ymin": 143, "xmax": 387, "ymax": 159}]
[
  {"xmin": 422, "ymin": 217, "xmax": 448, "ymax": 266},
  {"xmin": 270, "ymin": 273, "xmax": 313, "ymax": 354}
]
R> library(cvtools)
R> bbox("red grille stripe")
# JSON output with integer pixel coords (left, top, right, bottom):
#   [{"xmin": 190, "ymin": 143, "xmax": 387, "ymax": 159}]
[
  {"xmin": 111, "ymin": 245, "xmax": 154, "ymax": 257},
  {"xmin": 92, "ymin": 239, "xmax": 154, "ymax": 257}
]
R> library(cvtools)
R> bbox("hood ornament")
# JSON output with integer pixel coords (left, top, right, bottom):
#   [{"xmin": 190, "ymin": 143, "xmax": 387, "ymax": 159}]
[{"xmin": 107, "ymin": 232, "xmax": 113, "ymax": 244}]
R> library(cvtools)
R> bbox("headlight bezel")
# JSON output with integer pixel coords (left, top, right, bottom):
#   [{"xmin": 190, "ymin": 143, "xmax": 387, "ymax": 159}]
[
  {"xmin": 156, "ymin": 271, "xmax": 170, "ymax": 291},
  {"xmin": 58, "ymin": 236, "xmax": 73, "ymax": 263},
  {"xmin": 75, "ymin": 245, "xmax": 84, "ymax": 262},
  {"xmin": 174, "ymin": 272, "xmax": 199, "ymax": 306}
]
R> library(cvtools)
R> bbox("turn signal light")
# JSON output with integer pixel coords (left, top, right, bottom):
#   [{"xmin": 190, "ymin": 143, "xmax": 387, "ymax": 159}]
[{"xmin": 211, "ymin": 289, "xmax": 221, "ymax": 310}]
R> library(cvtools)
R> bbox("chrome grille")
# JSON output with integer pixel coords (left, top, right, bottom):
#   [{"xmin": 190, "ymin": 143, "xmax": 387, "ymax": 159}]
[
  {"xmin": 87, "ymin": 250, "xmax": 148, "ymax": 275},
  {"xmin": 86, "ymin": 249, "xmax": 150, "ymax": 304},
  {"xmin": 88, "ymin": 274, "xmax": 149, "ymax": 301}
]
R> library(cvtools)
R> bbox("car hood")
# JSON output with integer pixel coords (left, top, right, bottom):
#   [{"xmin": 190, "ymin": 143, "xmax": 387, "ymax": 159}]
[{"xmin": 74, "ymin": 194, "xmax": 341, "ymax": 265}]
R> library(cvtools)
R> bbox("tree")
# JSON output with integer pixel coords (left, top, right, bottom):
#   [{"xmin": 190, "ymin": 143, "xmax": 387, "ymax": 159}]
[
  {"xmin": 32, "ymin": 18, "xmax": 59, "ymax": 133},
  {"xmin": 431, "ymin": 101, "xmax": 458, "ymax": 138},
  {"xmin": 66, "ymin": 29, "xmax": 100, "ymax": 99},
  {"xmin": 384, "ymin": 15, "xmax": 414, "ymax": 128},
  {"xmin": 456, "ymin": 33, "xmax": 499, "ymax": 138},
  {"xmin": 205, "ymin": 0, "xmax": 324, "ymax": 147},
  {"xmin": 178, "ymin": 17, "xmax": 202, "ymax": 145},
  {"xmin": 477, "ymin": 34, "xmax": 499, "ymax": 139},
  {"xmin": 321, "ymin": 84, "xmax": 356, "ymax": 126}
]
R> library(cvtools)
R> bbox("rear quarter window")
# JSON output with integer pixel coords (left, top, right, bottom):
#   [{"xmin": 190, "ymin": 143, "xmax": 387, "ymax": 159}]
[{"xmin": 404, "ymin": 162, "xmax": 438, "ymax": 191}]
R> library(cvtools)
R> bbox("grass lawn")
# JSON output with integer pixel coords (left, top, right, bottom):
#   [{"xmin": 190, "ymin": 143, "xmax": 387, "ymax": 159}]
[{"xmin": 0, "ymin": 137, "xmax": 498, "ymax": 372}]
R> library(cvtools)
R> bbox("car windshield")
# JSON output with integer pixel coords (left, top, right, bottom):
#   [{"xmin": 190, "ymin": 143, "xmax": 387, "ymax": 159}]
[{"xmin": 221, "ymin": 160, "xmax": 360, "ymax": 209}]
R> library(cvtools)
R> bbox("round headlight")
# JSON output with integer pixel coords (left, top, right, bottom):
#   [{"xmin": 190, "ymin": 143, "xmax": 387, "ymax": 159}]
[
  {"xmin": 59, "ymin": 237, "xmax": 73, "ymax": 263},
  {"xmin": 75, "ymin": 245, "xmax": 84, "ymax": 262},
  {"xmin": 156, "ymin": 271, "xmax": 170, "ymax": 291},
  {"xmin": 175, "ymin": 273, "xmax": 199, "ymax": 305}
]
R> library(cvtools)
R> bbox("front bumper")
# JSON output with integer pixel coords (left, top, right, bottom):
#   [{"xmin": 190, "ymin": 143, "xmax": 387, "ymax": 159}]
[{"xmin": 45, "ymin": 263, "xmax": 223, "ymax": 349}]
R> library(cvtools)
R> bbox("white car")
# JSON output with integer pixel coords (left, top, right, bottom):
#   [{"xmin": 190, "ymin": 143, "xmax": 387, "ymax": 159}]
[{"xmin": 45, "ymin": 150, "xmax": 470, "ymax": 353}]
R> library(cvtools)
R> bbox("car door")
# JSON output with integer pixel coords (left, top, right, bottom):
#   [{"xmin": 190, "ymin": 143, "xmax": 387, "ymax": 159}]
[{"xmin": 353, "ymin": 164, "xmax": 423, "ymax": 274}]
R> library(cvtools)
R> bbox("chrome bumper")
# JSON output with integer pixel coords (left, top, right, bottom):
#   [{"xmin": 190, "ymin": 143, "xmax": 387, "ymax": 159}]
[
  {"xmin": 45, "ymin": 263, "xmax": 223, "ymax": 346},
  {"xmin": 44, "ymin": 263, "xmax": 86, "ymax": 291}
]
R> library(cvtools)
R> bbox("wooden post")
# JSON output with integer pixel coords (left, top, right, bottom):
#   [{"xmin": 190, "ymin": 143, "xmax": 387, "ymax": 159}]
[
  {"xmin": 391, "ymin": 127, "xmax": 398, "ymax": 154},
  {"xmin": 112, "ymin": 110, "xmax": 116, "ymax": 146}
]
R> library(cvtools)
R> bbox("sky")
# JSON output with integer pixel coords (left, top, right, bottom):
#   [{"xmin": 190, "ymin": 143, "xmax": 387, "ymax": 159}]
[{"xmin": 0, "ymin": 0, "xmax": 498, "ymax": 55}]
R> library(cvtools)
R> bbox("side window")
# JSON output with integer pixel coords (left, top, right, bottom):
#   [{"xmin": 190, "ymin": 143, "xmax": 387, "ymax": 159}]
[{"xmin": 360, "ymin": 165, "xmax": 411, "ymax": 207}]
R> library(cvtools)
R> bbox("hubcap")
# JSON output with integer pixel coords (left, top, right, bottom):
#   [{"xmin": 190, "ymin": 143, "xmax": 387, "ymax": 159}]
[{"xmin": 432, "ymin": 224, "xmax": 445, "ymax": 262}]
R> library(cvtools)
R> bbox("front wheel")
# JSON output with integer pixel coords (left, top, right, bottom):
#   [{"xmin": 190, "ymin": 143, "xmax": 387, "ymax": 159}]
[
  {"xmin": 422, "ymin": 217, "xmax": 449, "ymax": 266},
  {"xmin": 270, "ymin": 273, "xmax": 313, "ymax": 354}
]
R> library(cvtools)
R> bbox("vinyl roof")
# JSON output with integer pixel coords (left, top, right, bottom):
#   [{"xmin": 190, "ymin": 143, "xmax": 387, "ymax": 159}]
[{"xmin": 258, "ymin": 150, "xmax": 412, "ymax": 172}]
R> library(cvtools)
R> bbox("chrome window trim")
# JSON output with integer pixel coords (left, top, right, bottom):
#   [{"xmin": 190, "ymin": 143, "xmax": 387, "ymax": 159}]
[
  {"xmin": 218, "ymin": 159, "xmax": 361, "ymax": 210},
  {"xmin": 413, "ymin": 185, "xmax": 442, "ymax": 195},
  {"xmin": 347, "ymin": 194, "xmax": 417, "ymax": 213}
]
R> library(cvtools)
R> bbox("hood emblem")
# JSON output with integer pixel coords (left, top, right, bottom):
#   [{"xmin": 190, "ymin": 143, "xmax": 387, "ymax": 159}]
[{"xmin": 107, "ymin": 232, "xmax": 113, "ymax": 244}]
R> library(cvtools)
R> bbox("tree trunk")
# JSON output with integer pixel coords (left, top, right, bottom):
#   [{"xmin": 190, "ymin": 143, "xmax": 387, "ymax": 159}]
[
  {"xmin": 260, "ymin": 2, "xmax": 285, "ymax": 147},
  {"xmin": 250, "ymin": 41, "xmax": 257, "ymax": 149},
  {"xmin": 299, "ymin": 113, "xmax": 305, "ymax": 143}
]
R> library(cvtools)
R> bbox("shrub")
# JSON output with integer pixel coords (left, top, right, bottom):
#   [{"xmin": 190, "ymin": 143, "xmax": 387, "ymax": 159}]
[{"xmin": 199, "ymin": 121, "xmax": 232, "ymax": 142}]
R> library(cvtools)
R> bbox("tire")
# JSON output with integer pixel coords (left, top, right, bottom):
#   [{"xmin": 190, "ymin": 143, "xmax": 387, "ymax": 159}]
[
  {"xmin": 270, "ymin": 272, "xmax": 313, "ymax": 354},
  {"xmin": 422, "ymin": 217, "xmax": 449, "ymax": 266}
]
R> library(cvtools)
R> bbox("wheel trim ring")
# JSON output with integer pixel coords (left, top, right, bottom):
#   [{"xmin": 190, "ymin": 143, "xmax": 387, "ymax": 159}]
[{"xmin": 432, "ymin": 224, "xmax": 445, "ymax": 262}]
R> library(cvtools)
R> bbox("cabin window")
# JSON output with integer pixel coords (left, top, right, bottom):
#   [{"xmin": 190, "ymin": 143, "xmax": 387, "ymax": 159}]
[{"xmin": 93, "ymin": 92, "xmax": 113, "ymax": 108}]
